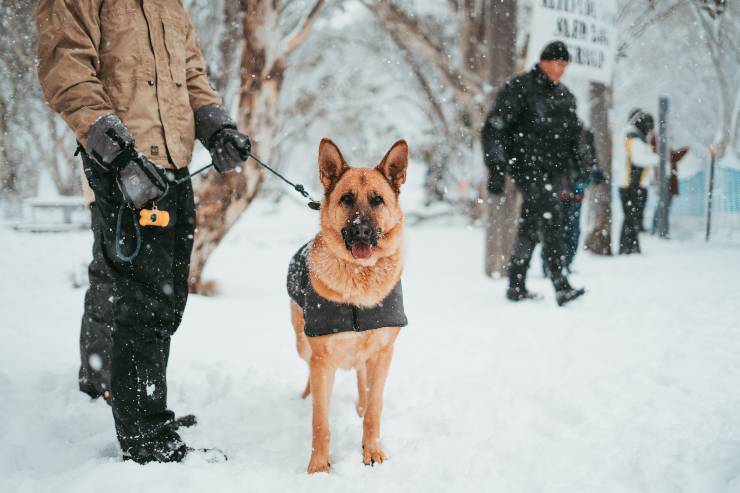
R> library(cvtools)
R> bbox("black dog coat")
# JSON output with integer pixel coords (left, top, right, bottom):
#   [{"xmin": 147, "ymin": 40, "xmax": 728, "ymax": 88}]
[{"xmin": 287, "ymin": 242, "xmax": 408, "ymax": 337}]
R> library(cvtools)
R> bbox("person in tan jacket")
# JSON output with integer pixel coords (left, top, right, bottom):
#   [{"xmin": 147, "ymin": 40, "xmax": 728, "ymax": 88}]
[{"xmin": 36, "ymin": 0, "xmax": 250, "ymax": 463}]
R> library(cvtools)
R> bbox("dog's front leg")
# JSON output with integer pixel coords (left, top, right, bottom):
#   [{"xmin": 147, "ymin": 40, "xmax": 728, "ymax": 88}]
[
  {"xmin": 362, "ymin": 344, "xmax": 394, "ymax": 466},
  {"xmin": 307, "ymin": 355, "xmax": 336, "ymax": 473},
  {"xmin": 356, "ymin": 364, "xmax": 367, "ymax": 417}
]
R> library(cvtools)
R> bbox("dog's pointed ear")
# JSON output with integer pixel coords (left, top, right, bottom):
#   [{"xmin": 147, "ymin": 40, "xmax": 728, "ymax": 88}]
[
  {"xmin": 318, "ymin": 138, "xmax": 349, "ymax": 192},
  {"xmin": 376, "ymin": 139, "xmax": 408, "ymax": 193}
]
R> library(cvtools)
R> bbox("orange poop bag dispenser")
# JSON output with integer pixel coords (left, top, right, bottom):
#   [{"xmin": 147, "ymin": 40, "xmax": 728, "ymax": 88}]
[{"xmin": 139, "ymin": 206, "xmax": 170, "ymax": 227}]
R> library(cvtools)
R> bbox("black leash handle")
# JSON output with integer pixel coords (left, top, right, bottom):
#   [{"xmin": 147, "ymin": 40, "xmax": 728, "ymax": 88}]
[{"xmin": 177, "ymin": 152, "xmax": 321, "ymax": 210}]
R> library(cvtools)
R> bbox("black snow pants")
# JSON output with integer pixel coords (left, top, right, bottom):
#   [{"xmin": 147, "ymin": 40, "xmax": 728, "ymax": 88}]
[
  {"xmin": 509, "ymin": 182, "xmax": 567, "ymax": 291},
  {"xmin": 619, "ymin": 186, "xmax": 646, "ymax": 254},
  {"xmin": 81, "ymin": 152, "xmax": 195, "ymax": 457},
  {"xmin": 79, "ymin": 205, "xmax": 114, "ymax": 399}
]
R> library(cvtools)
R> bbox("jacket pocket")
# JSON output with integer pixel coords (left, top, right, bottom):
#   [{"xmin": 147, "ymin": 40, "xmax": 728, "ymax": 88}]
[{"xmin": 161, "ymin": 17, "xmax": 187, "ymax": 83}]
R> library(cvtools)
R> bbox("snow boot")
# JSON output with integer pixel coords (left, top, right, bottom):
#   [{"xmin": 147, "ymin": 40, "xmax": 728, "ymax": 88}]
[
  {"xmin": 506, "ymin": 259, "xmax": 542, "ymax": 302},
  {"xmin": 553, "ymin": 277, "xmax": 585, "ymax": 306},
  {"xmin": 123, "ymin": 445, "xmax": 227, "ymax": 465},
  {"xmin": 506, "ymin": 287, "xmax": 543, "ymax": 302},
  {"xmin": 122, "ymin": 434, "xmax": 189, "ymax": 464}
]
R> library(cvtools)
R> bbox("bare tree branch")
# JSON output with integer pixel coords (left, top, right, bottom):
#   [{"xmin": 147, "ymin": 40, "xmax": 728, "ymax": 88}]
[
  {"xmin": 283, "ymin": 0, "xmax": 327, "ymax": 56},
  {"xmin": 361, "ymin": 0, "xmax": 484, "ymax": 100},
  {"xmin": 385, "ymin": 26, "xmax": 450, "ymax": 134}
]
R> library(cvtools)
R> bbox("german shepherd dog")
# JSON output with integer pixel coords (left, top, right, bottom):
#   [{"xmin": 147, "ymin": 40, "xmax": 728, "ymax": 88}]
[{"xmin": 288, "ymin": 138, "xmax": 408, "ymax": 473}]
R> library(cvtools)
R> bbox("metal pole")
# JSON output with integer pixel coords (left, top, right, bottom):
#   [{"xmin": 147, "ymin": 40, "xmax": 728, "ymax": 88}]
[
  {"xmin": 706, "ymin": 147, "xmax": 717, "ymax": 242},
  {"xmin": 656, "ymin": 96, "xmax": 670, "ymax": 238}
]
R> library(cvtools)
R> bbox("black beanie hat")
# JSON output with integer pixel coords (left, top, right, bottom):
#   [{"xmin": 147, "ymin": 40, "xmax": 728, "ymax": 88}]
[
  {"xmin": 540, "ymin": 41, "xmax": 570, "ymax": 62},
  {"xmin": 629, "ymin": 108, "xmax": 655, "ymax": 137}
]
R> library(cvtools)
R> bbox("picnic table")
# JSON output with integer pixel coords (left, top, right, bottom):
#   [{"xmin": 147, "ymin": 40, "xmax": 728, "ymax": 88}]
[{"xmin": 10, "ymin": 196, "xmax": 88, "ymax": 233}]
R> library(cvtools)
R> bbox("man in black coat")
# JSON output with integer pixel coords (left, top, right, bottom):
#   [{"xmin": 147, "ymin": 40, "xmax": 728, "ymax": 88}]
[{"xmin": 482, "ymin": 41, "xmax": 587, "ymax": 306}]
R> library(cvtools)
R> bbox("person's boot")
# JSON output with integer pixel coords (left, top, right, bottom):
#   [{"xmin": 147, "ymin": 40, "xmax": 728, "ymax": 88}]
[
  {"xmin": 506, "ymin": 259, "xmax": 542, "ymax": 302},
  {"xmin": 122, "ymin": 430, "xmax": 226, "ymax": 464},
  {"xmin": 123, "ymin": 444, "xmax": 227, "ymax": 464},
  {"xmin": 122, "ymin": 432, "xmax": 189, "ymax": 464},
  {"xmin": 553, "ymin": 276, "xmax": 585, "ymax": 306}
]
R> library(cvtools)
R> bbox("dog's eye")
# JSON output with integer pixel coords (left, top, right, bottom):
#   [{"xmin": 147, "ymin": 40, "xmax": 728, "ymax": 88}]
[
  {"xmin": 369, "ymin": 193, "xmax": 384, "ymax": 207},
  {"xmin": 340, "ymin": 192, "xmax": 355, "ymax": 206}
]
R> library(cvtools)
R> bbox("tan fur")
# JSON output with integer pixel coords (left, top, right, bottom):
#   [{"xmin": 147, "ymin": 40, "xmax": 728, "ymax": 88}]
[{"xmin": 290, "ymin": 138, "xmax": 408, "ymax": 473}]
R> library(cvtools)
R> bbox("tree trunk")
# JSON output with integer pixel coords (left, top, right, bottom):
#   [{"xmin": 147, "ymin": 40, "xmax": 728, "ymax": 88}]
[
  {"xmin": 584, "ymin": 82, "xmax": 613, "ymax": 255},
  {"xmin": 213, "ymin": 0, "xmax": 244, "ymax": 112},
  {"xmin": 188, "ymin": 0, "xmax": 324, "ymax": 294},
  {"xmin": 483, "ymin": 0, "xmax": 519, "ymax": 278},
  {"xmin": 0, "ymin": 97, "xmax": 20, "ymax": 216}
]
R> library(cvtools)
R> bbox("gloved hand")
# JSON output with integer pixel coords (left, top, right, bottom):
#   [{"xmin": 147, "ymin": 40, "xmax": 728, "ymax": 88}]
[
  {"xmin": 85, "ymin": 114, "xmax": 135, "ymax": 171},
  {"xmin": 209, "ymin": 128, "xmax": 251, "ymax": 173},
  {"xmin": 487, "ymin": 173, "xmax": 505, "ymax": 195},
  {"xmin": 591, "ymin": 166, "xmax": 607, "ymax": 185},
  {"xmin": 118, "ymin": 154, "xmax": 169, "ymax": 209}
]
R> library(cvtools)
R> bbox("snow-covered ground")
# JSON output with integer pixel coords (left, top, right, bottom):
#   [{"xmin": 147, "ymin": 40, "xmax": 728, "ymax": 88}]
[{"xmin": 2, "ymin": 188, "xmax": 740, "ymax": 493}]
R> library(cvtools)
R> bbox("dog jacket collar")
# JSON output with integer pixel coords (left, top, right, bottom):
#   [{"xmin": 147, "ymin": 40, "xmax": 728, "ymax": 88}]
[{"xmin": 287, "ymin": 242, "xmax": 408, "ymax": 337}]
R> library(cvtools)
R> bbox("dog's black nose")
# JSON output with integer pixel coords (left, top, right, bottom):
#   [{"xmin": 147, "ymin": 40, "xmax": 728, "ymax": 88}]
[{"xmin": 350, "ymin": 222, "xmax": 374, "ymax": 242}]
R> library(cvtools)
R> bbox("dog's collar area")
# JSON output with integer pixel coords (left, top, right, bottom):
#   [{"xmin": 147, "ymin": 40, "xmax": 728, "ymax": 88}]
[{"xmin": 287, "ymin": 241, "xmax": 408, "ymax": 337}]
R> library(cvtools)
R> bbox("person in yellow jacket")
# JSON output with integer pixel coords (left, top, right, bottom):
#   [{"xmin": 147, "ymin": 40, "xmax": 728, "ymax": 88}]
[
  {"xmin": 619, "ymin": 109, "xmax": 659, "ymax": 254},
  {"xmin": 36, "ymin": 0, "xmax": 250, "ymax": 463}
]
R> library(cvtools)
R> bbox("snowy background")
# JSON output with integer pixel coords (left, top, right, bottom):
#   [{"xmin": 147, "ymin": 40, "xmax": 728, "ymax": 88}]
[
  {"xmin": 2, "ymin": 165, "xmax": 740, "ymax": 492},
  {"xmin": 2, "ymin": 0, "xmax": 740, "ymax": 491}
]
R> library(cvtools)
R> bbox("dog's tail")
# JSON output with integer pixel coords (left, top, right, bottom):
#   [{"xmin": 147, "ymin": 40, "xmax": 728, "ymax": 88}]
[{"xmin": 301, "ymin": 377, "xmax": 311, "ymax": 399}]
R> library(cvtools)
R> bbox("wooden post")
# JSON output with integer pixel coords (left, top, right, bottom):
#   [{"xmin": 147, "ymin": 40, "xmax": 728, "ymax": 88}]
[
  {"xmin": 483, "ymin": 0, "xmax": 520, "ymax": 278},
  {"xmin": 584, "ymin": 82, "xmax": 613, "ymax": 255}
]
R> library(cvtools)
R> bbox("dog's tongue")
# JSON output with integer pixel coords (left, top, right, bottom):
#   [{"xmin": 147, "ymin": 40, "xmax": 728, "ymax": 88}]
[{"xmin": 351, "ymin": 243, "xmax": 373, "ymax": 259}]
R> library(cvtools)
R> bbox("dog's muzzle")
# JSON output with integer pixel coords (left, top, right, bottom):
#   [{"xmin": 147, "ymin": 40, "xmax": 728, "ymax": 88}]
[{"xmin": 342, "ymin": 219, "xmax": 380, "ymax": 259}]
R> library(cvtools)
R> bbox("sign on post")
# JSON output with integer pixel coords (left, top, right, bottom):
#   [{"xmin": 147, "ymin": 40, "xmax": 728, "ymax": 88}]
[{"xmin": 526, "ymin": 0, "xmax": 618, "ymax": 84}]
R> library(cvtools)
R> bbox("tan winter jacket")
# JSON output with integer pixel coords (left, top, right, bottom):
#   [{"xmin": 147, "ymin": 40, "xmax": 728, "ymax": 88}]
[{"xmin": 36, "ymin": 0, "xmax": 221, "ymax": 174}]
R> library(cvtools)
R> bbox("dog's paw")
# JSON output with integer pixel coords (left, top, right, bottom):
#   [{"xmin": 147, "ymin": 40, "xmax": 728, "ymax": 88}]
[
  {"xmin": 362, "ymin": 443, "xmax": 386, "ymax": 466},
  {"xmin": 355, "ymin": 401, "xmax": 366, "ymax": 417},
  {"xmin": 307, "ymin": 453, "xmax": 330, "ymax": 474}
]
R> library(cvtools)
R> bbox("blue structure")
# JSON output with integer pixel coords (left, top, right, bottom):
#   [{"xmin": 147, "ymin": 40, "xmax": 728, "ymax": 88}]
[{"xmin": 672, "ymin": 166, "xmax": 740, "ymax": 217}]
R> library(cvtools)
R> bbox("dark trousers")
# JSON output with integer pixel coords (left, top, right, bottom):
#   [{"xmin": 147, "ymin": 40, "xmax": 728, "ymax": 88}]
[
  {"xmin": 79, "ymin": 206, "xmax": 114, "ymax": 398},
  {"xmin": 510, "ymin": 182, "xmax": 567, "ymax": 290},
  {"xmin": 619, "ymin": 186, "xmax": 646, "ymax": 254},
  {"xmin": 541, "ymin": 198, "xmax": 582, "ymax": 274},
  {"xmin": 637, "ymin": 188, "xmax": 648, "ymax": 232},
  {"xmin": 81, "ymin": 153, "xmax": 195, "ymax": 454}
]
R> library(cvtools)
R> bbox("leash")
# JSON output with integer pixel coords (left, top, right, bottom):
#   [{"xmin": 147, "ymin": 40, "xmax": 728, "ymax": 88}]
[
  {"xmin": 78, "ymin": 143, "xmax": 321, "ymax": 263},
  {"xmin": 175, "ymin": 151, "xmax": 321, "ymax": 210}
]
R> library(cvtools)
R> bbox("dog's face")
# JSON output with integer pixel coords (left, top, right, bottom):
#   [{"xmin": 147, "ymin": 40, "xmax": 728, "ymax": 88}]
[{"xmin": 317, "ymin": 138, "xmax": 408, "ymax": 266}]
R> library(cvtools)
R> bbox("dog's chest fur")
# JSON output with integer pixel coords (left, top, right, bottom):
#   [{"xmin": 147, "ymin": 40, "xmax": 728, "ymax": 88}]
[{"xmin": 309, "ymin": 237, "xmax": 403, "ymax": 308}]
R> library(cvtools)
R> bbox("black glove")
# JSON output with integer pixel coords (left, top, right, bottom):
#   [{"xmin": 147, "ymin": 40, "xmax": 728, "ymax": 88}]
[
  {"xmin": 487, "ymin": 173, "xmax": 505, "ymax": 195},
  {"xmin": 118, "ymin": 154, "xmax": 169, "ymax": 209},
  {"xmin": 85, "ymin": 114, "xmax": 135, "ymax": 171},
  {"xmin": 591, "ymin": 166, "xmax": 607, "ymax": 185},
  {"xmin": 194, "ymin": 104, "xmax": 250, "ymax": 174},
  {"xmin": 209, "ymin": 128, "xmax": 251, "ymax": 173}
]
